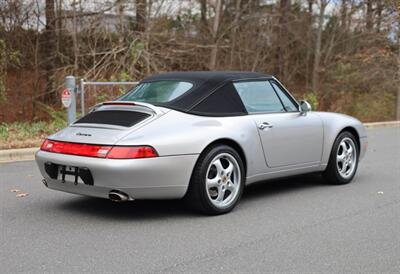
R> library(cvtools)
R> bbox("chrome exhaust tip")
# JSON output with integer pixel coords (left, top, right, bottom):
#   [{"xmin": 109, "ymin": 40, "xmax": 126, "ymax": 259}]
[
  {"xmin": 109, "ymin": 190, "xmax": 130, "ymax": 202},
  {"xmin": 42, "ymin": 179, "xmax": 48, "ymax": 187}
]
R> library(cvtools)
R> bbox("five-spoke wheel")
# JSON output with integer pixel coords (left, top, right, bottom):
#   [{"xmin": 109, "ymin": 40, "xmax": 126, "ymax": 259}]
[
  {"xmin": 206, "ymin": 153, "xmax": 241, "ymax": 209},
  {"xmin": 324, "ymin": 131, "xmax": 359, "ymax": 184},
  {"xmin": 336, "ymin": 137, "xmax": 357, "ymax": 179},
  {"xmin": 185, "ymin": 145, "xmax": 245, "ymax": 215}
]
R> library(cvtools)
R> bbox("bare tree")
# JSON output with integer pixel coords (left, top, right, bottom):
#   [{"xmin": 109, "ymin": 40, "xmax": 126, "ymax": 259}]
[
  {"xmin": 230, "ymin": 0, "xmax": 242, "ymax": 67},
  {"xmin": 200, "ymin": 0, "xmax": 207, "ymax": 27},
  {"xmin": 376, "ymin": 0, "xmax": 383, "ymax": 32},
  {"xmin": 71, "ymin": 0, "xmax": 79, "ymax": 73},
  {"xmin": 305, "ymin": 0, "xmax": 314, "ymax": 90},
  {"xmin": 136, "ymin": 0, "xmax": 146, "ymax": 32},
  {"xmin": 277, "ymin": 0, "xmax": 291, "ymax": 81},
  {"xmin": 43, "ymin": 0, "xmax": 57, "ymax": 103},
  {"xmin": 366, "ymin": 0, "xmax": 373, "ymax": 31},
  {"xmin": 312, "ymin": 0, "xmax": 329, "ymax": 93},
  {"xmin": 0, "ymin": 0, "xmax": 398, "ymax": 123},
  {"xmin": 209, "ymin": 0, "xmax": 223, "ymax": 70},
  {"xmin": 341, "ymin": 0, "xmax": 347, "ymax": 29},
  {"xmin": 116, "ymin": 0, "xmax": 125, "ymax": 33}
]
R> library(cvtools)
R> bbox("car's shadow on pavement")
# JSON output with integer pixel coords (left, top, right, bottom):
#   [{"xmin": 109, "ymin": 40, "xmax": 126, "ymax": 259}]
[
  {"xmin": 57, "ymin": 197, "xmax": 192, "ymax": 220},
  {"xmin": 242, "ymin": 173, "xmax": 327, "ymax": 201},
  {"xmin": 56, "ymin": 173, "xmax": 327, "ymax": 219}
]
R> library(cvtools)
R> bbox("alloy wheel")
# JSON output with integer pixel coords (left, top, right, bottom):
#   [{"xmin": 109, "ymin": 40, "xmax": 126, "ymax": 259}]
[
  {"xmin": 205, "ymin": 153, "xmax": 241, "ymax": 209},
  {"xmin": 336, "ymin": 137, "xmax": 357, "ymax": 179}
]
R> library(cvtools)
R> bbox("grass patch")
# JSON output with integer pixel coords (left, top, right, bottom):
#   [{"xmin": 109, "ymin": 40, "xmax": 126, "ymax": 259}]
[
  {"xmin": 0, "ymin": 121, "xmax": 66, "ymax": 149},
  {"xmin": 0, "ymin": 106, "xmax": 67, "ymax": 149}
]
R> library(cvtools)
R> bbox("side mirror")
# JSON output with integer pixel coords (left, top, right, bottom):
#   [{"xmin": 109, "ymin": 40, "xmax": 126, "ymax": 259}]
[{"xmin": 299, "ymin": 100, "xmax": 312, "ymax": 114}]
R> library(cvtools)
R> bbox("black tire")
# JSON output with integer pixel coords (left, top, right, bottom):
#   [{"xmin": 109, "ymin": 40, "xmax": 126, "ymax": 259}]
[
  {"xmin": 323, "ymin": 131, "xmax": 359, "ymax": 185},
  {"xmin": 184, "ymin": 144, "xmax": 245, "ymax": 215}
]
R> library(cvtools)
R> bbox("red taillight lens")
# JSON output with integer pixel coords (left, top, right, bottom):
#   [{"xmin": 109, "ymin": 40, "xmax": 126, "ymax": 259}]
[
  {"xmin": 40, "ymin": 139, "xmax": 157, "ymax": 159},
  {"xmin": 107, "ymin": 146, "xmax": 158, "ymax": 159},
  {"xmin": 40, "ymin": 139, "xmax": 111, "ymax": 158},
  {"xmin": 40, "ymin": 139, "xmax": 53, "ymax": 151}
]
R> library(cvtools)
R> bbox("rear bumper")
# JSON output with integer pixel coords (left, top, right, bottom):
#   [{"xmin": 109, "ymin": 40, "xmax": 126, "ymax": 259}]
[{"xmin": 35, "ymin": 150, "xmax": 199, "ymax": 199}]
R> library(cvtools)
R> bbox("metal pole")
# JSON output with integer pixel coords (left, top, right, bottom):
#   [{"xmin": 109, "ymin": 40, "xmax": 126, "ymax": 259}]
[
  {"xmin": 65, "ymin": 76, "xmax": 76, "ymax": 125},
  {"xmin": 80, "ymin": 78, "xmax": 85, "ymax": 116}
]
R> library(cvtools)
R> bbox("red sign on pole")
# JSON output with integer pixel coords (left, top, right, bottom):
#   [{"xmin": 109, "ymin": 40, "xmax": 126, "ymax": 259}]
[{"xmin": 61, "ymin": 88, "xmax": 72, "ymax": 108}]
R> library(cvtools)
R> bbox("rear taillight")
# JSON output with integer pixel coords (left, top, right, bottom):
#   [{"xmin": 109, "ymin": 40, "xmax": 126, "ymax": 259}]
[
  {"xmin": 106, "ymin": 146, "xmax": 158, "ymax": 159},
  {"xmin": 40, "ymin": 140, "xmax": 157, "ymax": 159},
  {"xmin": 40, "ymin": 139, "xmax": 111, "ymax": 158}
]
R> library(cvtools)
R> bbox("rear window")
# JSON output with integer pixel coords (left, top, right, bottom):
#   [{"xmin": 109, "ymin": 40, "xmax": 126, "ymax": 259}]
[{"xmin": 119, "ymin": 81, "xmax": 193, "ymax": 103}]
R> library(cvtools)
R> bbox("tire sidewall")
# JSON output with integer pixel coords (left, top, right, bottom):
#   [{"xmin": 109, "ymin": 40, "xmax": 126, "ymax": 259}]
[
  {"xmin": 195, "ymin": 145, "xmax": 245, "ymax": 214},
  {"xmin": 329, "ymin": 132, "xmax": 359, "ymax": 184}
]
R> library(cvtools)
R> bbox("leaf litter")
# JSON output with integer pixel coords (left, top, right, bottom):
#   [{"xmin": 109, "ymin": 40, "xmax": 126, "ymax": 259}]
[{"xmin": 9, "ymin": 188, "xmax": 29, "ymax": 198}]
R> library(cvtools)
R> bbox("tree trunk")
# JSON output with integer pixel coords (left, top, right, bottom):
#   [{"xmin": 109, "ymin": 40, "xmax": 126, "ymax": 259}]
[
  {"xmin": 43, "ymin": 0, "xmax": 57, "ymax": 104},
  {"xmin": 72, "ymin": 0, "xmax": 79, "ymax": 73},
  {"xmin": 116, "ymin": 0, "xmax": 125, "ymax": 33},
  {"xmin": 136, "ymin": 0, "xmax": 146, "ymax": 32},
  {"xmin": 376, "ymin": 0, "xmax": 382, "ymax": 33},
  {"xmin": 366, "ymin": 0, "xmax": 373, "ymax": 31},
  {"xmin": 56, "ymin": 0, "xmax": 63, "ymax": 57},
  {"xmin": 199, "ymin": 0, "xmax": 209, "ymax": 42},
  {"xmin": 340, "ymin": 0, "xmax": 347, "ymax": 29},
  {"xmin": 200, "ymin": 0, "xmax": 207, "ymax": 26},
  {"xmin": 275, "ymin": 0, "xmax": 291, "ymax": 81},
  {"xmin": 209, "ymin": 0, "xmax": 223, "ymax": 70},
  {"xmin": 312, "ymin": 0, "xmax": 328, "ymax": 94},
  {"xmin": 305, "ymin": 0, "xmax": 313, "ymax": 90},
  {"xmin": 230, "ymin": 0, "xmax": 242, "ymax": 67}
]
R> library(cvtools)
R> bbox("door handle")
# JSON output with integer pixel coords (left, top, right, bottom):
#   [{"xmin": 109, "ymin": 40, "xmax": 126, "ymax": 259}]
[{"xmin": 259, "ymin": 122, "xmax": 273, "ymax": 130}]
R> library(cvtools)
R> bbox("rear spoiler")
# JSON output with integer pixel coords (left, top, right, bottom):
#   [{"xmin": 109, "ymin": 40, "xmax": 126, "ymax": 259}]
[{"xmin": 91, "ymin": 101, "xmax": 165, "ymax": 115}]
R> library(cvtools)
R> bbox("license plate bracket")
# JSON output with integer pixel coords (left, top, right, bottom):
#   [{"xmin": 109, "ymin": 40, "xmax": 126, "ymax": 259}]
[
  {"xmin": 58, "ymin": 165, "xmax": 94, "ymax": 185},
  {"xmin": 59, "ymin": 165, "xmax": 81, "ymax": 185},
  {"xmin": 43, "ymin": 162, "xmax": 94, "ymax": 186}
]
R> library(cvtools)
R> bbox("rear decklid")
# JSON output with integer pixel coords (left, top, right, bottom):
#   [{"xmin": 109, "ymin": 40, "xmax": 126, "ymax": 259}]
[{"xmin": 48, "ymin": 101, "xmax": 168, "ymax": 145}]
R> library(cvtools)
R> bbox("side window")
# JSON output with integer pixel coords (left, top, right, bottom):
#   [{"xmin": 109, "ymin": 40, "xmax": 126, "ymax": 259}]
[
  {"xmin": 270, "ymin": 81, "xmax": 298, "ymax": 112},
  {"xmin": 233, "ymin": 81, "xmax": 285, "ymax": 114}
]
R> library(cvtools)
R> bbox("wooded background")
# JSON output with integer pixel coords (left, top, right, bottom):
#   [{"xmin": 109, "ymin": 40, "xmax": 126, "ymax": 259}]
[{"xmin": 0, "ymin": 0, "xmax": 399, "ymax": 123}]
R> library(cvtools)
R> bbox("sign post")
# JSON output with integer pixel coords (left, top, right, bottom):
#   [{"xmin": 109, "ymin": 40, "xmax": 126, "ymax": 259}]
[{"xmin": 64, "ymin": 76, "xmax": 76, "ymax": 125}]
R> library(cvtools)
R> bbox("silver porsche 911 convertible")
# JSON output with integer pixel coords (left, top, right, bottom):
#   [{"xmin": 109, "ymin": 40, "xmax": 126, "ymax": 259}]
[{"xmin": 36, "ymin": 71, "xmax": 367, "ymax": 214}]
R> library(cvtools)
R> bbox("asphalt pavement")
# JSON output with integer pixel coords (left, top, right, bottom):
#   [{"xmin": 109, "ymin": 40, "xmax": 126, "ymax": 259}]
[{"xmin": 1, "ymin": 127, "xmax": 399, "ymax": 273}]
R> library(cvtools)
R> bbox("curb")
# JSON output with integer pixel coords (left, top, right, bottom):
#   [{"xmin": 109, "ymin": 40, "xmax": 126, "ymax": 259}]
[
  {"xmin": 0, "ymin": 121, "xmax": 399, "ymax": 164},
  {"xmin": 363, "ymin": 121, "xmax": 400, "ymax": 129},
  {"xmin": 0, "ymin": 147, "xmax": 39, "ymax": 163}
]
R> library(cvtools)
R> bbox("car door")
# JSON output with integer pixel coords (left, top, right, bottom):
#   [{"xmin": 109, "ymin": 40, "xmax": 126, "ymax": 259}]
[{"xmin": 233, "ymin": 79, "xmax": 323, "ymax": 168}]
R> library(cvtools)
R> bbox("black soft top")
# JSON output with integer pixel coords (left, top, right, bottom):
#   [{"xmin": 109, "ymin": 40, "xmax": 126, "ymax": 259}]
[
  {"xmin": 140, "ymin": 71, "xmax": 273, "ymax": 116},
  {"xmin": 143, "ymin": 71, "xmax": 271, "ymax": 83}
]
